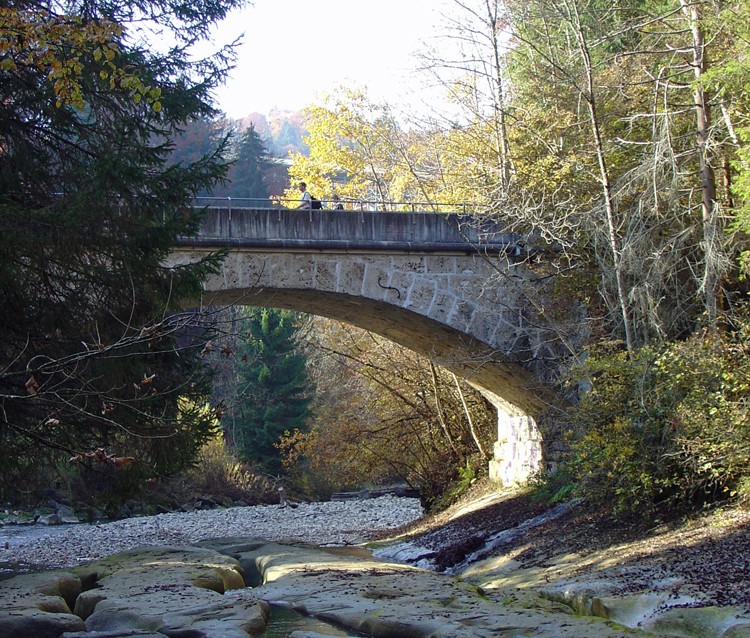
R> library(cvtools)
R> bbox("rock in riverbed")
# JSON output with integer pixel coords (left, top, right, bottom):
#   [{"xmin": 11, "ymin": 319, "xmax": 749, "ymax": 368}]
[
  {"xmin": 1, "ymin": 539, "xmax": 663, "ymax": 638},
  {"xmin": 0, "ymin": 546, "xmax": 268, "ymax": 638}
]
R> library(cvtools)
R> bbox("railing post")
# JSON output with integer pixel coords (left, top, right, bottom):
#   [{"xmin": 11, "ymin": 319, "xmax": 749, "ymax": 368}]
[{"xmin": 227, "ymin": 196, "xmax": 232, "ymax": 238}]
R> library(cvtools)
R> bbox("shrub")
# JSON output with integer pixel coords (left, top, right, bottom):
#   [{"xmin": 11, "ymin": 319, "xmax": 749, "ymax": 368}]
[
  {"xmin": 559, "ymin": 330, "xmax": 750, "ymax": 516},
  {"xmin": 179, "ymin": 436, "xmax": 277, "ymax": 504}
]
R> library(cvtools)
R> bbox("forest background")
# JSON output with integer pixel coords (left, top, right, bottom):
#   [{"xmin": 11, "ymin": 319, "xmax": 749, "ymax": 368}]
[{"xmin": 2, "ymin": 0, "xmax": 750, "ymax": 522}]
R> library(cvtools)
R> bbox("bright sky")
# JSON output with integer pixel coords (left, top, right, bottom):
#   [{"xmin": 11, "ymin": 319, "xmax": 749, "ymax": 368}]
[{"xmin": 209, "ymin": 0, "xmax": 454, "ymax": 118}]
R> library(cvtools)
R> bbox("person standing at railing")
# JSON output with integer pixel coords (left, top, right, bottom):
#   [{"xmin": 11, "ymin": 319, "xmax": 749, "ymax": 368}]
[
  {"xmin": 296, "ymin": 181, "xmax": 311, "ymax": 209},
  {"xmin": 331, "ymin": 194, "xmax": 344, "ymax": 210}
]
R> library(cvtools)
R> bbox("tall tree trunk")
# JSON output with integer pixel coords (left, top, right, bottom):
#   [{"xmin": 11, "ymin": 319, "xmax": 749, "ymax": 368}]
[
  {"xmin": 681, "ymin": 0, "xmax": 719, "ymax": 329},
  {"xmin": 484, "ymin": 0, "xmax": 513, "ymax": 193},
  {"xmin": 452, "ymin": 373, "xmax": 487, "ymax": 458},
  {"xmin": 430, "ymin": 361, "xmax": 460, "ymax": 458},
  {"xmin": 562, "ymin": 0, "xmax": 634, "ymax": 351}
]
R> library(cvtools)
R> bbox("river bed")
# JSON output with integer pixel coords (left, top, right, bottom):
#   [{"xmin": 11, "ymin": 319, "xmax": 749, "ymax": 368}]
[{"xmin": 0, "ymin": 496, "xmax": 423, "ymax": 576}]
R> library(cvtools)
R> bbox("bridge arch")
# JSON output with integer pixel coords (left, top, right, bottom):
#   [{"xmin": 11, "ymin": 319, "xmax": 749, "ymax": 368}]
[{"xmin": 170, "ymin": 207, "xmax": 571, "ymax": 485}]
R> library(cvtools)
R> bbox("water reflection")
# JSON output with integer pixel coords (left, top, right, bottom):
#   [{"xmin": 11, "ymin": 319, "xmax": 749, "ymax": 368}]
[{"xmin": 262, "ymin": 605, "xmax": 366, "ymax": 637}]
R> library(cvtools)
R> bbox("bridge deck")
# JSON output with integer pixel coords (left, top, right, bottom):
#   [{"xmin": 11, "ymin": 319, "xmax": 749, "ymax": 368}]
[{"xmin": 178, "ymin": 207, "xmax": 520, "ymax": 254}]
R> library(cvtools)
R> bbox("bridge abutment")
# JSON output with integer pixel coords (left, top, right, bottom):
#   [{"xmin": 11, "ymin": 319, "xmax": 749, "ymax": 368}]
[{"xmin": 489, "ymin": 414, "xmax": 543, "ymax": 485}]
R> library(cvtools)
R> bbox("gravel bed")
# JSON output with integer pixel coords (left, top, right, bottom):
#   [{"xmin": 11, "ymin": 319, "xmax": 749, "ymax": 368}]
[{"xmin": 0, "ymin": 496, "xmax": 423, "ymax": 574}]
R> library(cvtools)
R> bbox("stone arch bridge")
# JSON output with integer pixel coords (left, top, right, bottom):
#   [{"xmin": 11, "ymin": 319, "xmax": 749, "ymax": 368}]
[{"xmin": 169, "ymin": 206, "xmax": 578, "ymax": 485}]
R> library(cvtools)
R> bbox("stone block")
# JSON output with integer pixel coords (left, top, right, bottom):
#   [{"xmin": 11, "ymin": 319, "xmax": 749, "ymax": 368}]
[
  {"xmin": 467, "ymin": 310, "xmax": 502, "ymax": 346},
  {"xmin": 282, "ymin": 254, "xmax": 316, "ymax": 289},
  {"xmin": 395, "ymin": 256, "xmax": 427, "ymax": 273},
  {"xmin": 361, "ymin": 265, "xmax": 395, "ymax": 302},
  {"xmin": 239, "ymin": 256, "xmax": 274, "ymax": 288},
  {"xmin": 424, "ymin": 255, "xmax": 457, "ymax": 274},
  {"xmin": 447, "ymin": 299, "xmax": 477, "ymax": 333},
  {"xmin": 386, "ymin": 271, "xmax": 416, "ymax": 305},
  {"xmin": 404, "ymin": 278, "xmax": 437, "ymax": 312},
  {"xmin": 427, "ymin": 290, "xmax": 457, "ymax": 323},
  {"xmin": 337, "ymin": 260, "xmax": 366, "ymax": 295},
  {"xmin": 220, "ymin": 255, "xmax": 243, "ymax": 289},
  {"xmin": 314, "ymin": 258, "xmax": 339, "ymax": 291}
]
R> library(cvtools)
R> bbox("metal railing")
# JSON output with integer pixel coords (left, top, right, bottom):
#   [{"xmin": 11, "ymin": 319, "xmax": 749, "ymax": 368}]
[{"xmin": 193, "ymin": 196, "xmax": 477, "ymax": 215}]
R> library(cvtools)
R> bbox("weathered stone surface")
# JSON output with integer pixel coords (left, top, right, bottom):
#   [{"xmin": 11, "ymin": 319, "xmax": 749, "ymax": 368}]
[
  {"xmin": 0, "ymin": 610, "xmax": 85, "ymax": 638},
  {"xmin": 210, "ymin": 540, "xmax": 662, "ymax": 638},
  {"xmin": 71, "ymin": 546, "xmax": 269, "ymax": 637},
  {"xmin": 0, "ymin": 571, "xmax": 85, "ymax": 638},
  {"xmin": 644, "ymin": 606, "xmax": 750, "ymax": 638},
  {"xmin": 460, "ymin": 527, "xmax": 750, "ymax": 638}
]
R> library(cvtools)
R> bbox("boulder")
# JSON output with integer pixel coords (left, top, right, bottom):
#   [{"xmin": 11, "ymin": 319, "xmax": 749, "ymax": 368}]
[
  {"xmin": 71, "ymin": 546, "xmax": 269, "ymax": 637},
  {"xmin": 56, "ymin": 504, "xmax": 81, "ymax": 524},
  {"xmin": 0, "ymin": 571, "xmax": 85, "ymax": 638},
  {"xmin": 36, "ymin": 512, "xmax": 63, "ymax": 525}
]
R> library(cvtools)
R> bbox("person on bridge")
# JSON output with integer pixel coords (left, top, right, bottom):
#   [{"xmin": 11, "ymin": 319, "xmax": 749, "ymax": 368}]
[
  {"xmin": 331, "ymin": 194, "xmax": 344, "ymax": 210},
  {"xmin": 296, "ymin": 181, "xmax": 312, "ymax": 209}
]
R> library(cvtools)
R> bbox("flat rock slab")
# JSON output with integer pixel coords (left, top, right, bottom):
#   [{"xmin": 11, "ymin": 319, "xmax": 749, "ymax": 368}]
[
  {"xmin": 459, "ymin": 538, "xmax": 750, "ymax": 636},
  {"xmin": 209, "ymin": 539, "xmax": 663, "ymax": 638},
  {"xmin": 0, "ymin": 546, "xmax": 269, "ymax": 638}
]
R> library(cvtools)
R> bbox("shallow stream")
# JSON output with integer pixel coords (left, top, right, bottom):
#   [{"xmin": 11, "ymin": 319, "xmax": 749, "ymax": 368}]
[{"xmin": 262, "ymin": 606, "xmax": 367, "ymax": 637}]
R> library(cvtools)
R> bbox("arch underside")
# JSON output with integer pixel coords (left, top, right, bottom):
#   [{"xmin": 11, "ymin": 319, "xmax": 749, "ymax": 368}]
[{"xmin": 200, "ymin": 286, "xmax": 556, "ymax": 418}]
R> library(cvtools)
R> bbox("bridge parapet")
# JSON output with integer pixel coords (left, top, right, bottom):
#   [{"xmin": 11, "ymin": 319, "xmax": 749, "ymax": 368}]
[{"xmin": 184, "ymin": 207, "xmax": 522, "ymax": 254}]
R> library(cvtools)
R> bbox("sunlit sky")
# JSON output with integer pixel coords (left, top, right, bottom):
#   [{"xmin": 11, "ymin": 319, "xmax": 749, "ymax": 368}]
[{"xmin": 207, "ymin": 0, "xmax": 454, "ymax": 118}]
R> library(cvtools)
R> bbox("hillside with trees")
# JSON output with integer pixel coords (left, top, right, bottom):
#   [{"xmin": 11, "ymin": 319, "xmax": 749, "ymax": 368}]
[
  {"xmin": 281, "ymin": 0, "xmax": 750, "ymax": 518},
  {"xmin": 3, "ymin": 0, "xmax": 750, "ymax": 526}
]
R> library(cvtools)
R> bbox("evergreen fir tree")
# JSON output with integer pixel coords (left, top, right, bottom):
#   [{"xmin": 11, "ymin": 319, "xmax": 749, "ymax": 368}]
[
  {"xmin": 224, "ymin": 124, "xmax": 271, "ymax": 200},
  {"xmin": 0, "ymin": 0, "xmax": 243, "ymax": 500},
  {"xmin": 235, "ymin": 309, "xmax": 313, "ymax": 475}
]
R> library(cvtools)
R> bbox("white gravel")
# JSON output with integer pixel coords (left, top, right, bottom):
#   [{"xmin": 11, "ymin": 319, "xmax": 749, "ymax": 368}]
[{"xmin": 0, "ymin": 496, "xmax": 423, "ymax": 572}]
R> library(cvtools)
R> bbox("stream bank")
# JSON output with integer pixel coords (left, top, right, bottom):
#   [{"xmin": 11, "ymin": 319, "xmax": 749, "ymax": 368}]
[
  {"xmin": 1, "ymin": 486, "xmax": 748, "ymax": 636},
  {"xmin": 373, "ymin": 484, "xmax": 750, "ymax": 637}
]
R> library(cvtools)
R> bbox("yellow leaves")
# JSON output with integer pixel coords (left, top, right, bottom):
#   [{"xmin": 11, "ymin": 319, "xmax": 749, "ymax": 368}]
[
  {"xmin": 288, "ymin": 87, "xmax": 457, "ymax": 206},
  {"xmin": 0, "ymin": 7, "xmax": 160, "ymax": 112}
]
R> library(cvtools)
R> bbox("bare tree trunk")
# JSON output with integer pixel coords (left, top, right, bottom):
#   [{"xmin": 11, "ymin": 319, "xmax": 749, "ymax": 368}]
[
  {"xmin": 430, "ymin": 361, "xmax": 460, "ymax": 458},
  {"xmin": 562, "ymin": 0, "xmax": 634, "ymax": 351},
  {"xmin": 680, "ymin": 0, "xmax": 719, "ymax": 329},
  {"xmin": 452, "ymin": 373, "xmax": 487, "ymax": 458},
  {"xmin": 483, "ymin": 0, "xmax": 513, "ymax": 193}
]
